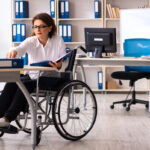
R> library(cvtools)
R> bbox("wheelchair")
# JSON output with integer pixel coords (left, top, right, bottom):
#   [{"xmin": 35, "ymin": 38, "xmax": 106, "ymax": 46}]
[{"xmin": 0, "ymin": 46, "xmax": 97, "ymax": 145}]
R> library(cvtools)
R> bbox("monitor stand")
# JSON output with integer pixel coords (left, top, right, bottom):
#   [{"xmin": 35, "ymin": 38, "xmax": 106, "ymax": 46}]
[{"xmin": 94, "ymin": 47, "xmax": 103, "ymax": 58}]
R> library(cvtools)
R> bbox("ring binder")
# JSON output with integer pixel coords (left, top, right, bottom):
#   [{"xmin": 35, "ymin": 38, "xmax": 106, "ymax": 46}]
[
  {"xmin": 50, "ymin": 0, "xmax": 55, "ymax": 18},
  {"xmin": 98, "ymin": 71, "xmax": 103, "ymax": 89}
]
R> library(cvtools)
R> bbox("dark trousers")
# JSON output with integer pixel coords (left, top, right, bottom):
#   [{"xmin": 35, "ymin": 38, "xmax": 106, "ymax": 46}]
[{"xmin": 0, "ymin": 74, "xmax": 36, "ymax": 122}]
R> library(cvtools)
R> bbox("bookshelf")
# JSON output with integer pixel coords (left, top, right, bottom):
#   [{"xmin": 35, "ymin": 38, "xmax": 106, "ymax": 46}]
[
  {"xmin": 56, "ymin": 0, "xmax": 103, "ymax": 49},
  {"xmin": 11, "ymin": 0, "xmax": 150, "ymax": 92},
  {"xmin": 11, "ymin": 0, "xmax": 57, "ymax": 47}
]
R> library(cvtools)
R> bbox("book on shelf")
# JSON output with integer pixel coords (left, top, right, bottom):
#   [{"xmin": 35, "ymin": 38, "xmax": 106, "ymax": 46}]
[
  {"xmin": 65, "ymin": 0, "xmax": 69, "ymax": 18},
  {"xmin": 30, "ymin": 52, "xmax": 71, "ymax": 67},
  {"xmin": 94, "ymin": 0, "xmax": 100, "ymax": 18},
  {"xmin": 112, "ymin": 7, "xmax": 117, "ymax": 18},
  {"xmin": 50, "ymin": 0, "xmax": 55, "ymax": 18},
  {"xmin": 115, "ymin": 7, "xmax": 120, "ymax": 18},
  {"xmin": 106, "ymin": 3, "xmax": 120, "ymax": 18},
  {"xmin": 106, "ymin": 4, "xmax": 112, "ymax": 18},
  {"xmin": 12, "ymin": 24, "xmax": 26, "ymax": 42},
  {"xmin": 59, "ymin": 24, "xmax": 72, "ymax": 42},
  {"xmin": 59, "ymin": 0, "xmax": 70, "ymax": 18},
  {"xmin": 98, "ymin": 71, "xmax": 103, "ymax": 90}
]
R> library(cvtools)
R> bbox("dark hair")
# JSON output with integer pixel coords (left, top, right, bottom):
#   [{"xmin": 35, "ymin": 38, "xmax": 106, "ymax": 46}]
[{"xmin": 31, "ymin": 13, "xmax": 57, "ymax": 38}]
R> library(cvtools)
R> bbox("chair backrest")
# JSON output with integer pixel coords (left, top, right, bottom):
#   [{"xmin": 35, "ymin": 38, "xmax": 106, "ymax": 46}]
[
  {"xmin": 65, "ymin": 49, "xmax": 77, "ymax": 72},
  {"xmin": 124, "ymin": 38, "xmax": 150, "ymax": 72}
]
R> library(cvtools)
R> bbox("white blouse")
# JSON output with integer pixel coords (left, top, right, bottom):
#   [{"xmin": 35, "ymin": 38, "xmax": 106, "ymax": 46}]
[{"xmin": 11, "ymin": 35, "xmax": 67, "ymax": 79}]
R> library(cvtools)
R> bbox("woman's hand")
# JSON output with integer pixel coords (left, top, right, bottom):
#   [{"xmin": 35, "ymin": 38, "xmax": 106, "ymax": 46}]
[
  {"xmin": 48, "ymin": 59, "xmax": 62, "ymax": 70},
  {"xmin": 6, "ymin": 50, "xmax": 17, "ymax": 58}
]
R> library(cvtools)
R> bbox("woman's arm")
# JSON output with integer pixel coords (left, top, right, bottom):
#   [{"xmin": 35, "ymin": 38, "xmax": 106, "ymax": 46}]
[
  {"xmin": 6, "ymin": 37, "xmax": 32, "ymax": 58},
  {"xmin": 6, "ymin": 50, "xmax": 17, "ymax": 58}
]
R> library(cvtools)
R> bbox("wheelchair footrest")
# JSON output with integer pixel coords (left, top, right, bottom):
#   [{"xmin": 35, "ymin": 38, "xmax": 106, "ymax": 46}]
[{"xmin": 0, "ymin": 125, "xmax": 18, "ymax": 134}]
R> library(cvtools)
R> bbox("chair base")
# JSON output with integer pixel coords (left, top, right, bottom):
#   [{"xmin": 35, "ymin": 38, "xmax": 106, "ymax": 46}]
[{"xmin": 110, "ymin": 99, "xmax": 149, "ymax": 111}]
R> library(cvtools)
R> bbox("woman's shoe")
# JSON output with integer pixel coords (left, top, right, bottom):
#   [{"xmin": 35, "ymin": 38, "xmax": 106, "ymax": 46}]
[{"xmin": 0, "ymin": 118, "xmax": 10, "ymax": 127}]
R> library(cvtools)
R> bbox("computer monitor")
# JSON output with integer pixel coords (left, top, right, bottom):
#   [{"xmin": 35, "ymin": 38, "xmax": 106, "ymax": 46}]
[{"xmin": 84, "ymin": 28, "xmax": 117, "ymax": 58}]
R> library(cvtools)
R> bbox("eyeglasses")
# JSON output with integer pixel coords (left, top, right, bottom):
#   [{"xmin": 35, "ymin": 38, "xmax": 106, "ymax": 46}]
[{"xmin": 32, "ymin": 25, "xmax": 49, "ymax": 29}]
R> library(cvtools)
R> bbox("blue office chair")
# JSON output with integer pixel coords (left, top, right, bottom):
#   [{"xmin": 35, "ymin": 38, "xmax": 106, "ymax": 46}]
[{"xmin": 110, "ymin": 38, "xmax": 150, "ymax": 111}]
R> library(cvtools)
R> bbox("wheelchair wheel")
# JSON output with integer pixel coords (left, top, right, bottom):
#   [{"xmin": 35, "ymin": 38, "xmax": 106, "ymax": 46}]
[{"xmin": 52, "ymin": 80, "xmax": 97, "ymax": 141}]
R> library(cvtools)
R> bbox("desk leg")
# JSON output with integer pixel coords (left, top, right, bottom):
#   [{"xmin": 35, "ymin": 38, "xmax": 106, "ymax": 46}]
[{"xmin": 16, "ymin": 81, "xmax": 36, "ymax": 150}]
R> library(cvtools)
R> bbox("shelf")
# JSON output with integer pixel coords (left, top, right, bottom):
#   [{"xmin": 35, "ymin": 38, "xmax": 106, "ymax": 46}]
[
  {"xmin": 12, "ymin": 42, "xmax": 21, "ymax": 44},
  {"xmin": 58, "ymin": 18, "xmax": 103, "ymax": 21},
  {"xmin": 105, "ymin": 18, "xmax": 120, "ymax": 21},
  {"xmin": 12, "ymin": 18, "xmax": 33, "ymax": 21},
  {"xmin": 12, "ymin": 18, "xmax": 56, "ymax": 22},
  {"xmin": 65, "ymin": 42, "xmax": 85, "ymax": 45},
  {"xmin": 74, "ymin": 88, "xmax": 149, "ymax": 93}
]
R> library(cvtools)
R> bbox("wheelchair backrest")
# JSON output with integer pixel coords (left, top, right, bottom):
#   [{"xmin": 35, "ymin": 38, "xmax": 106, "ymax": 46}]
[
  {"xmin": 65, "ymin": 49, "xmax": 77, "ymax": 72},
  {"xmin": 124, "ymin": 38, "xmax": 150, "ymax": 72}
]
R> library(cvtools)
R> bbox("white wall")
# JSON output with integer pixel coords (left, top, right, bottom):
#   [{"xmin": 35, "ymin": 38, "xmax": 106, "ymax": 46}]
[
  {"xmin": 0, "ymin": 0, "xmax": 11, "ymax": 90},
  {"xmin": 120, "ymin": 8, "xmax": 150, "ymax": 54},
  {"xmin": 0, "ymin": 0, "xmax": 11, "ymax": 58}
]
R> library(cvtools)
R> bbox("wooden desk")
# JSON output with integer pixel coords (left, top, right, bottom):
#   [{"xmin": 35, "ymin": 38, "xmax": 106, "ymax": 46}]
[
  {"xmin": 0, "ymin": 66, "xmax": 55, "ymax": 150},
  {"xmin": 76, "ymin": 57, "xmax": 150, "ymax": 66},
  {"xmin": 75, "ymin": 57, "xmax": 150, "ymax": 82}
]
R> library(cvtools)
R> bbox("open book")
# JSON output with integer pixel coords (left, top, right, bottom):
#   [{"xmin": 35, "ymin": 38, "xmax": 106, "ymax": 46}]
[{"xmin": 30, "ymin": 52, "xmax": 71, "ymax": 67}]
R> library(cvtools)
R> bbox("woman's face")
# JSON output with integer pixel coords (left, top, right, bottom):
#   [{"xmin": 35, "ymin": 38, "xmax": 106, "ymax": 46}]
[{"xmin": 33, "ymin": 19, "xmax": 52, "ymax": 40}]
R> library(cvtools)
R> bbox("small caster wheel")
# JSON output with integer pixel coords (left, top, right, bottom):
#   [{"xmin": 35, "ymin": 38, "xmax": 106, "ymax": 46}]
[
  {"xmin": 145, "ymin": 104, "xmax": 149, "ymax": 109},
  {"xmin": 0, "ymin": 131, "xmax": 4, "ymax": 137},
  {"xmin": 110, "ymin": 105, "xmax": 114, "ymax": 109},
  {"xmin": 126, "ymin": 107, "xmax": 130, "ymax": 111},
  {"xmin": 36, "ymin": 127, "xmax": 41, "ymax": 145},
  {"xmin": 122, "ymin": 103, "xmax": 126, "ymax": 107}
]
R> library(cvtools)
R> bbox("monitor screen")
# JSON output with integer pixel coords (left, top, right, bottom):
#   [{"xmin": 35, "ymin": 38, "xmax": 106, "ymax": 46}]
[{"xmin": 84, "ymin": 28, "xmax": 117, "ymax": 58}]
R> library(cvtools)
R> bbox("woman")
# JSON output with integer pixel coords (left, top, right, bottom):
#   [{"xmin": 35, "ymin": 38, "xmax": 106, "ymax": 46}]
[{"xmin": 0, "ymin": 13, "xmax": 67, "ymax": 127}]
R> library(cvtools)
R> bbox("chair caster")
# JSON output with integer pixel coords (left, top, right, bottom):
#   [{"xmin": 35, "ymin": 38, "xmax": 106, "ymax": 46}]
[
  {"xmin": 36, "ymin": 127, "xmax": 41, "ymax": 146},
  {"xmin": 0, "ymin": 131, "xmax": 4, "ymax": 137},
  {"xmin": 126, "ymin": 107, "xmax": 130, "ymax": 111},
  {"xmin": 122, "ymin": 103, "xmax": 126, "ymax": 107},
  {"xmin": 110, "ymin": 105, "xmax": 114, "ymax": 109}
]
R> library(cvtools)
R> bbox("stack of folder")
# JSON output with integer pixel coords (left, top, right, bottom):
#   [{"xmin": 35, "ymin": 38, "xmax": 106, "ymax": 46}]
[
  {"xmin": 12, "ymin": 24, "xmax": 26, "ymax": 42},
  {"xmin": 59, "ymin": 0, "xmax": 69, "ymax": 18},
  {"xmin": 59, "ymin": 24, "xmax": 72, "ymax": 42},
  {"xmin": 15, "ymin": 0, "xmax": 29, "ymax": 18},
  {"xmin": 50, "ymin": 0, "xmax": 55, "ymax": 18}
]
